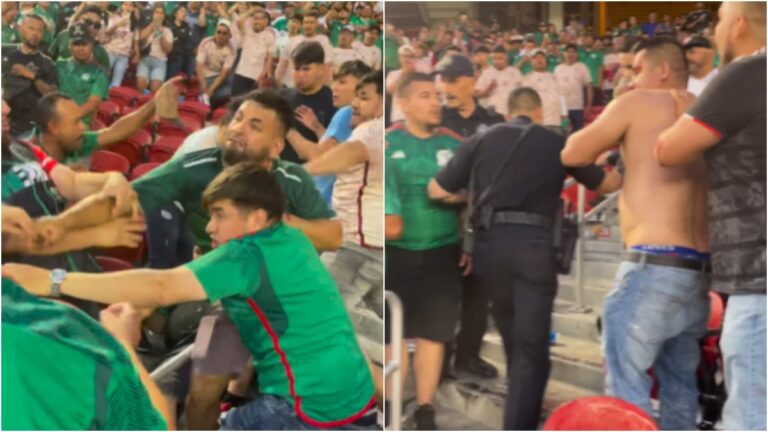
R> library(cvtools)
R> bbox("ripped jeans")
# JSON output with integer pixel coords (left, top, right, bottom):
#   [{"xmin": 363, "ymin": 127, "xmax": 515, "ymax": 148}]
[{"xmin": 602, "ymin": 260, "xmax": 710, "ymax": 430}]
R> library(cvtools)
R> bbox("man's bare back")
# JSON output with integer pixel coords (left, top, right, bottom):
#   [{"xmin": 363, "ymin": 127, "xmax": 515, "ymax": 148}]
[{"xmin": 617, "ymin": 89, "xmax": 709, "ymax": 250}]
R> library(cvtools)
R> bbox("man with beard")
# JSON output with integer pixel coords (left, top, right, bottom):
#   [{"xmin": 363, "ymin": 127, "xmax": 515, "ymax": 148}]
[
  {"xmin": 232, "ymin": 10, "xmax": 276, "ymax": 96},
  {"xmin": 683, "ymin": 36, "xmax": 718, "ymax": 96},
  {"xmin": 2, "ymin": 14, "xmax": 58, "ymax": 139},
  {"xmin": 384, "ymin": 73, "xmax": 463, "ymax": 430},
  {"xmin": 561, "ymin": 38, "xmax": 711, "ymax": 430},
  {"xmin": 280, "ymin": 41, "xmax": 337, "ymax": 163},
  {"xmin": 656, "ymin": 3, "xmax": 766, "ymax": 429},
  {"xmin": 475, "ymin": 45, "xmax": 522, "ymax": 117},
  {"xmin": 434, "ymin": 54, "xmax": 503, "ymax": 380},
  {"xmin": 3, "ymin": 162, "xmax": 376, "ymax": 431}
]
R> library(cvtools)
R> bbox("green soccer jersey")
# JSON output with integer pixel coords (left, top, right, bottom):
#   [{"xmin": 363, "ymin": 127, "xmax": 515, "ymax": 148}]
[
  {"xmin": 579, "ymin": 48, "xmax": 604, "ymax": 83},
  {"xmin": 185, "ymin": 223, "xmax": 375, "ymax": 424},
  {"xmin": 547, "ymin": 54, "xmax": 561, "ymax": 72},
  {"xmin": 384, "ymin": 35, "xmax": 400, "ymax": 69},
  {"xmin": 30, "ymin": 129, "xmax": 102, "ymax": 167},
  {"xmin": 385, "ymin": 124, "xmax": 462, "ymax": 251},
  {"xmin": 56, "ymin": 59, "xmax": 109, "ymax": 112},
  {"xmin": 133, "ymin": 148, "xmax": 335, "ymax": 252},
  {"xmin": 514, "ymin": 55, "xmax": 533, "ymax": 75},
  {"xmin": 2, "ymin": 24, "xmax": 19, "ymax": 44},
  {"xmin": 2, "ymin": 278, "xmax": 167, "ymax": 430}
]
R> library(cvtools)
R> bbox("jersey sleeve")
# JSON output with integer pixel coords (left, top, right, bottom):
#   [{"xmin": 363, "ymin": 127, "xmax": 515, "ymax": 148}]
[
  {"xmin": 78, "ymin": 131, "xmax": 101, "ymax": 158},
  {"xmin": 277, "ymin": 163, "xmax": 336, "ymax": 219},
  {"xmin": 434, "ymin": 133, "xmax": 478, "ymax": 194},
  {"xmin": 185, "ymin": 240, "xmax": 262, "ymax": 302},
  {"xmin": 686, "ymin": 57, "xmax": 764, "ymax": 140},
  {"xmin": 132, "ymin": 156, "xmax": 188, "ymax": 214},
  {"xmin": 384, "ymin": 153, "xmax": 401, "ymax": 215}
]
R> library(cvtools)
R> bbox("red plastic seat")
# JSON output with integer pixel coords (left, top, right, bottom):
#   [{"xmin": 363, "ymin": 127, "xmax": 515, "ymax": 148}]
[
  {"xmin": 543, "ymin": 396, "xmax": 658, "ymax": 430},
  {"xmin": 136, "ymin": 94, "xmax": 153, "ymax": 107},
  {"xmin": 90, "ymin": 117, "xmax": 106, "ymax": 131},
  {"xmin": 148, "ymin": 135, "xmax": 184, "ymax": 163},
  {"xmin": 156, "ymin": 115, "xmax": 200, "ymax": 137},
  {"xmin": 90, "ymin": 150, "xmax": 130, "ymax": 175},
  {"xmin": 104, "ymin": 140, "xmax": 143, "ymax": 167},
  {"xmin": 123, "ymin": 106, "xmax": 156, "ymax": 136},
  {"xmin": 126, "ymin": 128, "xmax": 153, "ymax": 148},
  {"xmin": 131, "ymin": 162, "xmax": 161, "ymax": 180},
  {"xmin": 98, "ymin": 238, "xmax": 146, "ymax": 266},
  {"xmin": 108, "ymin": 86, "xmax": 140, "ymax": 111},
  {"xmin": 185, "ymin": 76, "xmax": 201, "ymax": 100},
  {"xmin": 210, "ymin": 106, "xmax": 228, "ymax": 125},
  {"xmin": 179, "ymin": 100, "xmax": 211, "ymax": 128},
  {"xmin": 95, "ymin": 256, "xmax": 132, "ymax": 272},
  {"xmin": 97, "ymin": 100, "xmax": 121, "ymax": 126}
]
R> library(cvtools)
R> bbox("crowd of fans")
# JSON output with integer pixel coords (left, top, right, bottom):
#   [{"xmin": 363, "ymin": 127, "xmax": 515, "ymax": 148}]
[{"xmin": 2, "ymin": 1, "xmax": 385, "ymax": 430}]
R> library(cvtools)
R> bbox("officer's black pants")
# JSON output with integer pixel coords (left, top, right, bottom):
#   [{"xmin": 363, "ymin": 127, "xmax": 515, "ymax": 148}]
[
  {"xmin": 473, "ymin": 225, "xmax": 558, "ymax": 430},
  {"xmin": 455, "ymin": 274, "xmax": 489, "ymax": 361}
]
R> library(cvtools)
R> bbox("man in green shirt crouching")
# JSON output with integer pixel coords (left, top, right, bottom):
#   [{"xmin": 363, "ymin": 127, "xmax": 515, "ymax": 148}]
[{"xmin": 4, "ymin": 161, "xmax": 377, "ymax": 430}]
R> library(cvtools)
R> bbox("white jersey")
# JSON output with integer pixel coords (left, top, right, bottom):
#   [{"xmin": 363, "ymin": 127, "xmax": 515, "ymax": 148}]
[
  {"xmin": 476, "ymin": 66, "xmax": 523, "ymax": 116},
  {"xmin": 332, "ymin": 119, "xmax": 384, "ymax": 248},
  {"xmin": 332, "ymin": 47, "xmax": 364, "ymax": 70},
  {"xmin": 355, "ymin": 41, "xmax": 382, "ymax": 70},
  {"xmin": 687, "ymin": 68, "xmax": 719, "ymax": 97}
]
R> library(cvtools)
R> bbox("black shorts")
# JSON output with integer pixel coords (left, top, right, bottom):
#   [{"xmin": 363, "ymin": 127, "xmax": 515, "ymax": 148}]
[{"xmin": 385, "ymin": 244, "xmax": 462, "ymax": 343}]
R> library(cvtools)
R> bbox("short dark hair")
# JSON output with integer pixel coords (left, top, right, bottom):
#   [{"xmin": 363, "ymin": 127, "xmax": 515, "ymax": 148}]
[
  {"xmin": 367, "ymin": 25, "xmax": 381, "ymax": 35},
  {"xmin": 291, "ymin": 13, "xmax": 303, "ymax": 23},
  {"xmin": 445, "ymin": 45, "xmax": 461, "ymax": 52},
  {"xmin": 237, "ymin": 90, "xmax": 293, "ymax": 137},
  {"xmin": 395, "ymin": 72, "xmax": 433, "ymax": 98},
  {"xmin": 632, "ymin": 36, "xmax": 688, "ymax": 82},
  {"xmin": 492, "ymin": 45, "xmax": 506, "ymax": 54},
  {"xmin": 565, "ymin": 43, "xmax": 578, "ymax": 52},
  {"xmin": 334, "ymin": 60, "xmax": 372, "ymax": 81},
  {"xmin": 474, "ymin": 45, "xmax": 490, "ymax": 54},
  {"xmin": 303, "ymin": 10, "xmax": 319, "ymax": 20},
  {"xmin": 356, "ymin": 70, "xmax": 383, "ymax": 95},
  {"xmin": 508, "ymin": 87, "xmax": 542, "ymax": 114},
  {"xmin": 293, "ymin": 40, "xmax": 325, "ymax": 67},
  {"xmin": 255, "ymin": 10, "xmax": 270, "ymax": 22},
  {"xmin": 37, "ymin": 92, "xmax": 74, "ymax": 133},
  {"xmin": 202, "ymin": 161, "xmax": 285, "ymax": 221}
]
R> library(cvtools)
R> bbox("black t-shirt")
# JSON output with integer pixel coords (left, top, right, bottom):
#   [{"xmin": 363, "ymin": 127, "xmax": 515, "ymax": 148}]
[
  {"xmin": 2, "ymin": 48, "xmax": 59, "ymax": 136},
  {"xmin": 169, "ymin": 20, "xmax": 193, "ymax": 57},
  {"xmin": 280, "ymin": 86, "xmax": 337, "ymax": 163},
  {"xmin": 687, "ymin": 54, "xmax": 766, "ymax": 295},
  {"xmin": 435, "ymin": 116, "xmax": 605, "ymax": 218},
  {"xmin": 441, "ymin": 103, "xmax": 505, "ymax": 139}
]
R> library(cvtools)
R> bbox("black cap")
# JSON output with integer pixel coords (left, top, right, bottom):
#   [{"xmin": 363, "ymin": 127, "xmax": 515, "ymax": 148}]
[
  {"xmin": 435, "ymin": 54, "xmax": 475, "ymax": 78},
  {"xmin": 70, "ymin": 23, "xmax": 94, "ymax": 44},
  {"xmin": 683, "ymin": 36, "xmax": 712, "ymax": 50}
]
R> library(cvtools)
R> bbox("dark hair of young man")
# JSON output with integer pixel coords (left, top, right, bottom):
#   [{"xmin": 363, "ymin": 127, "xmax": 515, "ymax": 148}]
[
  {"xmin": 36, "ymin": 92, "xmax": 74, "ymax": 133},
  {"xmin": 202, "ymin": 161, "xmax": 285, "ymax": 222},
  {"xmin": 334, "ymin": 60, "xmax": 372, "ymax": 81},
  {"xmin": 492, "ymin": 45, "xmax": 506, "ymax": 54},
  {"xmin": 292, "ymin": 40, "xmax": 325, "ymax": 68},
  {"xmin": 356, "ymin": 70, "xmax": 383, "ymax": 95},
  {"xmin": 565, "ymin": 43, "xmax": 579, "ymax": 52},
  {"xmin": 395, "ymin": 72, "xmax": 434, "ymax": 98},
  {"xmin": 238, "ymin": 89, "xmax": 294, "ymax": 137}
]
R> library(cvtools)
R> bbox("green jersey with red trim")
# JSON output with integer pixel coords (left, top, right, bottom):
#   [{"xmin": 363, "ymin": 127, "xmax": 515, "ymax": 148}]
[{"xmin": 185, "ymin": 222, "xmax": 374, "ymax": 426}]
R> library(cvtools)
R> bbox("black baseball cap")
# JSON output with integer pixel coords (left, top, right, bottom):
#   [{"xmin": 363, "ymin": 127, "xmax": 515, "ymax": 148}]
[
  {"xmin": 435, "ymin": 54, "xmax": 475, "ymax": 78},
  {"xmin": 70, "ymin": 23, "xmax": 94, "ymax": 44},
  {"xmin": 683, "ymin": 36, "xmax": 712, "ymax": 50}
]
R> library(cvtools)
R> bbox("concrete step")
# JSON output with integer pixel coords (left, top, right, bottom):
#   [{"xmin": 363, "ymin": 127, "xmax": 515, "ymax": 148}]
[
  {"xmin": 556, "ymin": 279, "xmax": 613, "ymax": 310},
  {"xmin": 480, "ymin": 331, "xmax": 604, "ymax": 394},
  {"xmin": 582, "ymin": 239, "xmax": 623, "ymax": 255},
  {"xmin": 579, "ymin": 260, "xmax": 621, "ymax": 280}
]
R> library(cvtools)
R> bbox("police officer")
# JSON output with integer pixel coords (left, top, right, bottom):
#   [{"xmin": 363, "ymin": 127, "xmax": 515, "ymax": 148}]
[
  {"xmin": 428, "ymin": 87, "xmax": 620, "ymax": 430},
  {"xmin": 435, "ymin": 54, "xmax": 504, "ymax": 379},
  {"xmin": 55, "ymin": 22, "xmax": 108, "ymax": 127}
]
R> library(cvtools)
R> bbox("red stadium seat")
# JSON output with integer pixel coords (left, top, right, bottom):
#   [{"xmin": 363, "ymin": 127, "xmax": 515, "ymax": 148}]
[
  {"xmin": 210, "ymin": 106, "xmax": 228, "ymax": 125},
  {"xmin": 131, "ymin": 162, "xmax": 161, "ymax": 180},
  {"xmin": 148, "ymin": 136, "xmax": 184, "ymax": 163},
  {"xmin": 185, "ymin": 76, "xmax": 201, "ymax": 100},
  {"xmin": 104, "ymin": 140, "xmax": 144, "ymax": 167},
  {"xmin": 97, "ymin": 100, "xmax": 121, "ymax": 126},
  {"xmin": 136, "ymin": 94, "xmax": 153, "ymax": 107},
  {"xmin": 179, "ymin": 100, "xmax": 211, "ymax": 128},
  {"xmin": 90, "ymin": 150, "xmax": 130, "ymax": 175},
  {"xmin": 126, "ymin": 128, "xmax": 153, "ymax": 147},
  {"xmin": 543, "ymin": 396, "xmax": 658, "ymax": 430},
  {"xmin": 90, "ymin": 117, "xmax": 106, "ymax": 131},
  {"xmin": 108, "ymin": 86, "xmax": 140, "ymax": 111},
  {"xmin": 123, "ymin": 106, "xmax": 156, "ymax": 137},
  {"xmin": 156, "ymin": 115, "xmax": 200, "ymax": 137},
  {"xmin": 95, "ymin": 256, "xmax": 132, "ymax": 272}
]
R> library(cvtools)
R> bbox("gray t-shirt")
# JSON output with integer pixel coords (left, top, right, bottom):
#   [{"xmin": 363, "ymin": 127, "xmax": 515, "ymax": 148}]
[{"xmin": 687, "ymin": 54, "xmax": 766, "ymax": 295}]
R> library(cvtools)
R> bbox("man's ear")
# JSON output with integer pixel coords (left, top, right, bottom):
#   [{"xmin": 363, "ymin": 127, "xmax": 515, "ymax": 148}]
[
  {"xmin": 658, "ymin": 60, "xmax": 672, "ymax": 82},
  {"xmin": 246, "ymin": 208, "xmax": 270, "ymax": 230}
]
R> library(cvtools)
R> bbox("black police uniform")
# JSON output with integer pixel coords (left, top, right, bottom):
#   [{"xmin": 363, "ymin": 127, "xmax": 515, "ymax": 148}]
[
  {"xmin": 441, "ymin": 102, "xmax": 505, "ymax": 376},
  {"xmin": 434, "ymin": 115, "xmax": 606, "ymax": 430}
]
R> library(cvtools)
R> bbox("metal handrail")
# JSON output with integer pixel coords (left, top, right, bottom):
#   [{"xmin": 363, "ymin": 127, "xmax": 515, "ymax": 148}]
[
  {"xmin": 149, "ymin": 345, "xmax": 194, "ymax": 381},
  {"xmin": 384, "ymin": 291, "xmax": 404, "ymax": 431},
  {"xmin": 571, "ymin": 186, "xmax": 620, "ymax": 311}
]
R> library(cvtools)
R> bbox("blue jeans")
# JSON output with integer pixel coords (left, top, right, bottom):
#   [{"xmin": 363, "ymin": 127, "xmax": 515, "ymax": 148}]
[
  {"xmin": 602, "ymin": 259, "xmax": 710, "ymax": 430},
  {"xmin": 220, "ymin": 395, "xmax": 377, "ymax": 430},
  {"xmin": 145, "ymin": 204, "xmax": 194, "ymax": 269},
  {"xmin": 205, "ymin": 75, "xmax": 232, "ymax": 108},
  {"xmin": 137, "ymin": 56, "xmax": 168, "ymax": 82},
  {"xmin": 107, "ymin": 52, "xmax": 130, "ymax": 88},
  {"xmin": 721, "ymin": 294, "xmax": 767, "ymax": 430}
]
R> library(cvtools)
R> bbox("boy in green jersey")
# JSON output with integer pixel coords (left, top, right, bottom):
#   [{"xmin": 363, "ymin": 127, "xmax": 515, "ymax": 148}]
[{"xmin": 4, "ymin": 162, "xmax": 376, "ymax": 430}]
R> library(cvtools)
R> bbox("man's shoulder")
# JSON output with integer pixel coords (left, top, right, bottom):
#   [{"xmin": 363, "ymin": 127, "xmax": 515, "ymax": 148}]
[
  {"xmin": 433, "ymin": 127, "xmax": 464, "ymax": 146},
  {"xmin": 273, "ymin": 159, "xmax": 311, "ymax": 184},
  {"xmin": 180, "ymin": 147, "xmax": 221, "ymax": 168}
]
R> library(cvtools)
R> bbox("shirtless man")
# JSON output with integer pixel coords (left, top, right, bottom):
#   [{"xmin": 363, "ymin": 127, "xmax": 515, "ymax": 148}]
[{"xmin": 561, "ymin": 38, "xmax": 710, "ymax": 430}]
